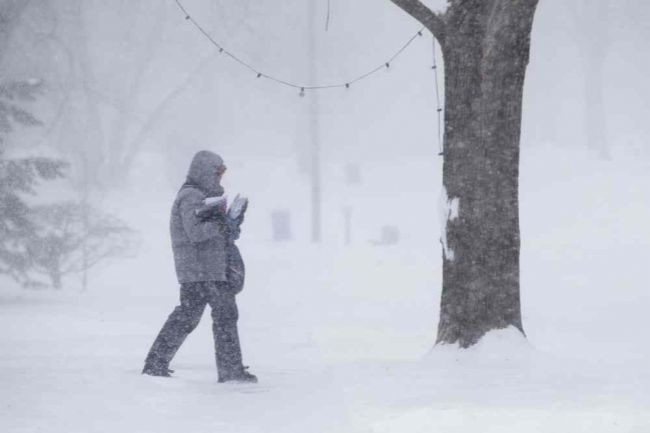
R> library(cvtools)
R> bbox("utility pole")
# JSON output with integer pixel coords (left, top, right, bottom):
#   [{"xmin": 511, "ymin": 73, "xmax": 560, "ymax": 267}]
[
  {"xmin": 308, "ymin": 0, "xmax": 322, "ymax": 243},
  {"xmin": 81, "ymin": 151, "xmax": 89, "ymax": 291}
]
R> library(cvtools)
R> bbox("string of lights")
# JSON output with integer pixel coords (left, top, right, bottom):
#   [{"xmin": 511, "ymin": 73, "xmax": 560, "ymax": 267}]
[
  {"xmin": 432, "ymin": 38, "xmax": 444, "ymax": 155},
  {"xmin": 175, "ymin": 0, "xmax": 427, "ymax": 96},
  {"xmin": 174, "ymin": 0, "xmax": 445, "ymax": 156}
]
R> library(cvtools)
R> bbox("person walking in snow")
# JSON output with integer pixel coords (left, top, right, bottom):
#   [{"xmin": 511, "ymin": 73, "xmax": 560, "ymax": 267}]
[{"xmin": 142, "ymin": 150, "xmax": 257, "ymax": 383}]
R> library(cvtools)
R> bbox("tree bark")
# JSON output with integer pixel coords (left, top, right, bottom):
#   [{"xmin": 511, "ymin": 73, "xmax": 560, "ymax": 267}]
[{"xmin": 391, "ymin": 0, "xmax": 538, "ymax": 347}]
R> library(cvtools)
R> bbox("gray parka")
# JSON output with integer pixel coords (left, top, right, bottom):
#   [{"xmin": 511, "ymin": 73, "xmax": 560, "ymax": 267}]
[{"xmin": 170, "ymin": 151, "xmax": 228, "ymax": 283}]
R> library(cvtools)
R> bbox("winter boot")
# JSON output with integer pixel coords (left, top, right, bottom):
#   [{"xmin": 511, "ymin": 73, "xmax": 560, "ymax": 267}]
[
  {"xmin": 218, "ymin": 366, "xmax": 257, "ymax": 383},
  {"xmin": 142, "ymin": 364, "xmax": 174, "ymax": 377}
]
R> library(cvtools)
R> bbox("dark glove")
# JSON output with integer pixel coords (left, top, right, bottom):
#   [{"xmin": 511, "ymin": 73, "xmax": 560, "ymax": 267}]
[{"xmin": 226, "ymin": 216, "xmax": 241, "ymax": 241}]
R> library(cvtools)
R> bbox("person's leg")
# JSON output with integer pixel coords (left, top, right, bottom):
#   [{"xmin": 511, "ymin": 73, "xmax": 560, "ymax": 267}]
[
  {"xmin": 207, "ymin": 281, "xmax": 252, "ymax": 381},
  {"xmin": 143, "ymin": 282, "xmax": 208, "ymax": 374}
]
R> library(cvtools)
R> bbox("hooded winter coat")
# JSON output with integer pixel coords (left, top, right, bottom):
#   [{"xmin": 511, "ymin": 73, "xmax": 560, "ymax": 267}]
[{"xmin": 170, "ymin": 151, "xmax": 228, "ymax": 283}]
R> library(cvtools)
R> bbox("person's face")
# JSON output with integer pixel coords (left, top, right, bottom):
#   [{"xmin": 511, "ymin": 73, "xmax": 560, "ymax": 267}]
[{"xmin": 215, "ymin": 164, "xmax": 227, "ymax": 181}]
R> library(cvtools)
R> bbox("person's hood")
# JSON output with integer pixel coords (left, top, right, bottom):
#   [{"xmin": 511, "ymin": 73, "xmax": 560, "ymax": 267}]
[{"xmin": 185, "ymin": 150, "xmax": 225, "ymax": 196}]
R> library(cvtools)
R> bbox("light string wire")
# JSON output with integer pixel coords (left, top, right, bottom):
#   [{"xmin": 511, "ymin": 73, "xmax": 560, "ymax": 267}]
[
  {"xmin": 325, "ymin": 0, "xmax": 331, "ymax": 31},
  {"xmin": 432, "ymin": 36, "xmax": 443, "ymax": 155},
  {"xmin": 175, "ymin": 0, "xmax": 426, "ymax": 94}
]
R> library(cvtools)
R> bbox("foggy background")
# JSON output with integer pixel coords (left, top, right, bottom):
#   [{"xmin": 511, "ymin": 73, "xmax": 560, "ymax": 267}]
[
  {"xmin": 4, "ymin": 0, "xmax": 649, "ymax": 186},
  {"xmin": 3, "ymin": 0, "xmax": 648, "ymax": 256},
  {"xmin": 1, "ymin": 1, "xmax": 649, "ymax": 432}
]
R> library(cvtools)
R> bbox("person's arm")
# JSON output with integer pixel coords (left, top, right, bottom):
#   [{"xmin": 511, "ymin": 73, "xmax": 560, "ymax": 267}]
[{"xmin": 179, "ymin": 190, "xmax": 226, "ymax": 243}]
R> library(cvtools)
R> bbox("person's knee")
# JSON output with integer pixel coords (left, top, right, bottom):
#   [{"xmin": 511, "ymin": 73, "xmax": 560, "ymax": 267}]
[
  {"xmin": 212, "ymin": 300, "xmax": 239, "ymax": 324},
  {"xmin": 184, "ymin": 313, "xmax": 203, "ymax": 333},
  {"xmin": 171, "ymin": 305, "xmax": 203, "ymax": 333}
]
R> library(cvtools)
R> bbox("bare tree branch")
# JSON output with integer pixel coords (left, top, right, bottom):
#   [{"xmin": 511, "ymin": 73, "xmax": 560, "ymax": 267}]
[
  {"xmin": 389, "ymin": 0, "xmax": 447, "ymax": 43},
  {"xmin": 119, "ymin": 53, "xmax": 218, "ymax": 170}
]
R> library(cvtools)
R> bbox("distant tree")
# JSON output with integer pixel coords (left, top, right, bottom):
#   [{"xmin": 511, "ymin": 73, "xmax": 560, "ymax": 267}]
[
  {"xmin": 0, "ymin": 0, "xmax": 34, "ymax": 63},
  {"xmin": 390, "ymin": 0, "xmax": 539, "ymax": 347},
  {"xmin": 0, "ymin": 79, "xmax": 42, "ymax": 130},
  {"xmin": 27, "ymin": 202, "xmax": 137, "ymax": 289},
  {"xmin": 49, "ymin": 0, "xmax": 192, "ymax": 186},
  {"xmin": 0, "ymin": 79, "xmax": 66, "ymax": 284},
  {"xmin": 570, "ymin": 0, "xmax": 610, "ymax": 158}
]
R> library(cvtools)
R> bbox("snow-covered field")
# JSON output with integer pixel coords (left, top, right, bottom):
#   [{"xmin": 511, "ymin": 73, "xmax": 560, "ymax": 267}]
[{"xmin": 1, "ymin": 146, "xmax": 649, "ymax": 433}]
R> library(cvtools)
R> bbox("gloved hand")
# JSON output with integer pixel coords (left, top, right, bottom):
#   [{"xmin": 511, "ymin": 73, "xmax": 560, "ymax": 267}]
[{"xmin": 226, "ymin": 216, "xmax": 241, "ymax": 241}]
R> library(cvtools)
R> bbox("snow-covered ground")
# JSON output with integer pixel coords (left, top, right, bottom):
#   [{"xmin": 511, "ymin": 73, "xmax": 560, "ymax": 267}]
[{"xmin": 1, "ymin": 146, "xmax": 649, "ymax": 433}]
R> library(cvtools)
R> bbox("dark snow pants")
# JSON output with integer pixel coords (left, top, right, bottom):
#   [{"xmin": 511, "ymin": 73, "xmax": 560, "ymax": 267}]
[{"xmin": 144, "ymin": 281, "xmax": 244, "ymax": 377}]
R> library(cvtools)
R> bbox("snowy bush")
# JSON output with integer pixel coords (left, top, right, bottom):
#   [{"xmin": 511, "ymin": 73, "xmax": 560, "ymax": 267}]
[
  {"xmin": 26, "ymin": 202, "xmax": 138, "ymax": 289},
  {"xmin": 0, "ymin": 79, "xmax": 67, "ymax": 285}
]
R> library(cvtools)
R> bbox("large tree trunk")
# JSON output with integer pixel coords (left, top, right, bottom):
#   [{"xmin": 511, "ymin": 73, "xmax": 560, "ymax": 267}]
[{"xmin": 391, "ymin": 0, "xmax": 538, "ymax": 347}]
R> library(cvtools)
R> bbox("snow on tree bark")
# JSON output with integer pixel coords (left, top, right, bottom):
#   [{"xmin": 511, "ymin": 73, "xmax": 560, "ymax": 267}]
[{"xmin": 391, "ymin": 0, "xmax": 538, "ymax": 348}]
